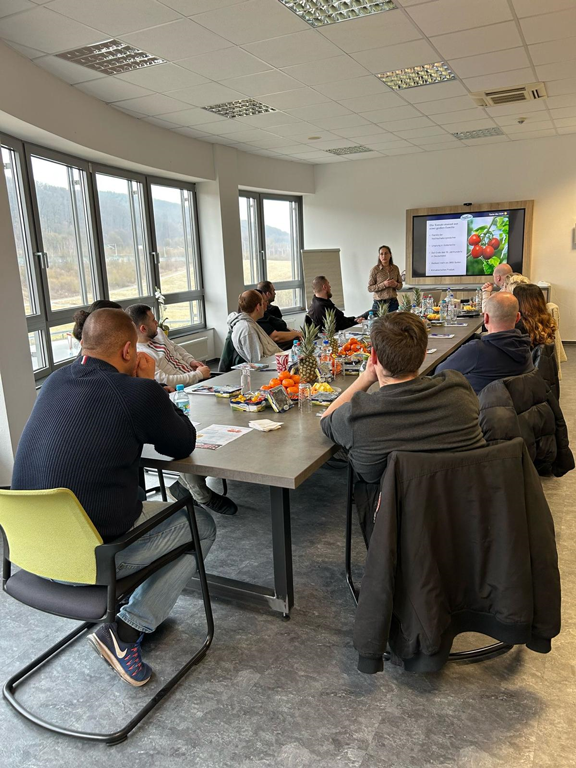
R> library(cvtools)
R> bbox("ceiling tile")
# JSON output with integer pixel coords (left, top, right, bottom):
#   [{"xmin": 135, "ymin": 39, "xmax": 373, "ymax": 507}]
[
  {"xmin": 462, "ymin": 68, "xmax": 537, "ymax": 94},
  {"xmin": 512, "ymin": 0, "xmax": 574, "ymax": 16},
  {"xmin": 418, "ymin": 95, "xmax": 474, "ymax": 115},
  {"xmin": 115, "ymin": 63, "xmax": 208, "ymax": 91},
  {"xmin": 400, "ymin": 80, "xmax": 467, "ymax": 104},
  {"xmin": 234, "ymin": 110, "xmax": 301, "ymax": 128},
  {"xmin": 493, "ymin": 113, "xmax": 551, "ymax": 126},
  {"xmin": 282, "ymin": 55, "xmax": 369, "ymax": 86},
  {"xmin": 0, "ymin": 7, "xmax": 102, "ymax": 53},
  {"xmin": 382, "ymin": 146, "xmax": 425, "ymax": 155},
  {"xmin": 431, "ymin": 108, "xmax": 489, "ymax": 125},
  {"xmin": 335, "ymin": 124, "xmax": 391, "ymax": 139},
  {"xmin": 193, "ymin": 0, "xmax": 308, "ymax": 45},
  {"xmin": 5, "ymin": 40, "xmax": 45, "ymax": 57},
  {"xmin": 546, "ymin": 94, "xmax": 576, "ymax": 109},
  {"xmin": 393, "ymin": 125, "xmax": 447, "ymax": 138},
  {"xmin": 242, "ymin": 29, "xmax": 341, "ymax": 68},
  {"xmin": 503, "ymin": 120, "xmax": 554, "ymax": 133},
  {"xmin": 449, "ymin": 48, "xmax": 530, "ymax": 80},
  {"xmin": 122, "ymin": 19, "xmax": 232, "ymax": 60},
  {"xmin": 261, "ymin": 88, "xmax": 330, "ymax": 110},
  {"xmin": 34, "ymin": 54, "xmax": 106, "ymax": 83},
  {"xmin": 529, "ymin": 37, "xmax": 576, "ymax": 67},
  {"xmin": 485, "ymin": 99, "xmax": 547, "ymax": 117},
  {"xmin": 311, "ymin": 114, "xmax": 370, "ymax": 130},
  {"xmin": 0, "ymin": 0, "xmax": 35, "ymax": 17},
  {"xmin": 75, "ymin": 78, "xmax": 154, "ymax": 102},
  {"xmin": 378, "ymin": 116, "xmax": 436, "ymax": 132},
  {"xmin": 537, "ymin": 61, "xmax": 576, "ymax": 82},
  {"xmin": 351, "ymin": 39, "xmax": 438, "ymax": 74},
  {"xmin": 242, "ymin": 135, "xmax": 293, "ymax": 147},
  {"xmin": 142, "ymin": 115, "xmax": 183, "ymax": 128},
  {"xmin": 546, "ymin": 79, "xmax": 576, "ymax": 97},
  {"xmin": 160, "ymin": 0, "xmax": 249, "ymax": 14},
  {"xmin": 557, "ymin": 126, "xmax": 576, "ymax": 134},
  {"xmin": 149, "ymin": 106, "xmax": 226, "ymax": 125},
  {"xmin": 288, "ymin": 132, "xmax": 343, "ymax": 143},
  {"xmin": 111, "ymin": 104, "xmax": 146, "ymax": 118},
  {"xmin": 313, "ymin": 76, "xmax": 391, "ymax": 101},
  {"xmin": 46, "ymin": 0, "xmax": 180, "ymax": 35},
  {"xmin": 439, "ymin": 118, "xmax": 496, "ymax": 132},
  {"xmin": 287, "ymin": 102, "xmax": 353, "ymax": 121},
  {"xmin": 364, "ymin": 138, "xmax": 414, "ymax": 149},
  {"xmin": 114, "ymin": 93, "xmax": 192, "ymax": 116},
  {"xmin": 508, "ymin": 129, "xmax": 557, "ymax": 139},
  {"xmin": 431, "ymin": 22, "xmax": 522, "ymax": 60},
  {"xmin": 461, "ymin": 135, "xmax": 510, "ymax": 145},
  {"xmin": 172, "ymin": 126, "xmax": 211, "ymax": 137},
  {"xmin": 337, "ymin": 92, "xmax": 406, "ymax": 113},
  {"xmin": 318, "ymin": 8, "xmax": 421, "ymax": 53},
  {"xmin": 176, "ymin": 47, "xmax": 270, "ymax": 80},
  {"xmin": 221, "ymin": 70, "xmax": 303, "ymax": 97},
  {"xmin": 224, "ymin": 127, "xmax": 279, "ymax": 142},
  {"xmin": 520, "ymin": 8, "xmax": 576, "ymax": 44},
  {"xmin": 303, "ymin": 138, "xmax": 361, "ymax": 150},
  {"xmin": 411, "ymin": 133, "xmax": 461, "ymax": 145},
  {"xmin": 268, "ymin": 122, "xmax": 322, "ymax": 137},
  {"xmin": 273, "ymin": 143, "xmax": 317, "ymax": 154},
  {"xmin": 166, "ymin": 82, "xmax": 245, "ymax": 106},
  {"xmin": 361, "ymin": 105, "xmax": 422, "ymax": 123},
  {"xmin": 406, "ymin": 0, "xmax": 512, "ymax": 37},
  {"xmin": 551, "ymin": 116, "xmax": 576, "ymax": 127},
  {"xmin": 196, "ymin": 119, "xmax": 250, "ymax": 134}
]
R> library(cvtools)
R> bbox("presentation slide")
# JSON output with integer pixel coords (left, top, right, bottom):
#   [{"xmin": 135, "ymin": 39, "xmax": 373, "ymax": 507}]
[{"xmin": 412, "ymin": 209, "xmax": 523, "ymax": 279}]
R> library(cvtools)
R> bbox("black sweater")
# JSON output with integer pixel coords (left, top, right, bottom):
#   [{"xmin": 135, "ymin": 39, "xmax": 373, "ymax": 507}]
[
  {"xmin": 307, "ymin": 295, "xmax": 356, "ymax": 332},
  {"xmin": 11, "ymin": 356, "xmax": 196, "ymax": 541}
]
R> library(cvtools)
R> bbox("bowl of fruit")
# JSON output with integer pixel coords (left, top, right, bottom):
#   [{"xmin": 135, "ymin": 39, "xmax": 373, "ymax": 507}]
[
  {"xmin": 261, "ymin": 370, "xmax": 301, "ymax": 399},
  {"xmin": 338, "ymin": 337, "xmax": 369, "ymax": 358}
]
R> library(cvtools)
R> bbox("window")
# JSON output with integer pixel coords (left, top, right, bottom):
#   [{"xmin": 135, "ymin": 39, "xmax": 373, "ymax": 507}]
[
  {"xmin": 148, "ymin": 179, "xmax": 204, "ymax": 333},
  {"xmin": 1, "ymin": 135, "xmax": 206, "ymax": 380},
  {"xmin": 239, "ymin": 192, "xmax": 303, "ymax": 311},
  {"xmin": 95, "ymin": 172, "xmax": 150, "ymax": 301}
]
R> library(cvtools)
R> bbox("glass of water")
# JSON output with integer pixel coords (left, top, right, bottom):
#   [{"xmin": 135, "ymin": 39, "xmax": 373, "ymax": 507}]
[{"xmin": 298, "ymin": 382, "xmax": 312, "ymax": 413}]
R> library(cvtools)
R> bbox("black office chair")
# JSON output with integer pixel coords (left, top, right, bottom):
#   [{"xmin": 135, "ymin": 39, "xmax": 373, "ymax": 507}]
[
  {"xmin": 0, "ymin": 487, "xmax": 213, "ymax": 744},
  {"xmin": 344, "ymin": 463, "xmax": 512, "ymax": 663}
]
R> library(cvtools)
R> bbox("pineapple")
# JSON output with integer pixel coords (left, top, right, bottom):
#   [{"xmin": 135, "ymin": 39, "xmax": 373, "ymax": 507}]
[
  {"xmin": 376, "ymin": 301, "xmax": 389, "ymax": 318},
  {"xmin": 400, "ymin": 293, "xmax": 413, "ymax": 312},
  {"xmin": 296, "ymin": 322, "xmax": 319, "ymax": 384},
  {"xmin": 324, "ymin": 307, "xmax": 339, "ymax": 356},
  {"xmin": 412, "ymin": 287, "xmax": 422, "ymax": 308}
]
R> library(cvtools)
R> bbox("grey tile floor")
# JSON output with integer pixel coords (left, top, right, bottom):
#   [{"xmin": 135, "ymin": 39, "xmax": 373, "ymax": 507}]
[{"xmin": 1, "ymin": 354, "xmax": 576, "ymax": 767}]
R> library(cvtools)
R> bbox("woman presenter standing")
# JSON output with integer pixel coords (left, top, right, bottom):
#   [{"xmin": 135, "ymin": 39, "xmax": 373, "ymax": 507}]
[{"xmin": 367, "ymin": 245, "xmax": 402, "ymax": 313}]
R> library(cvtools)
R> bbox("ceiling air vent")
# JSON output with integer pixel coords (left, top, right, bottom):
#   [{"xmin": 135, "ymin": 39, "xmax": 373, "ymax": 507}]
[{"xmin": 470, "ymin": 82, "xmax": 547, "ymax": 108}]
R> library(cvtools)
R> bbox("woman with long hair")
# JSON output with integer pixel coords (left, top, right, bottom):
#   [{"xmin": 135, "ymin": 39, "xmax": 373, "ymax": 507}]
[
  {"xmin": 367, "ymin": 245, "xmax": 402, "ymax": 313},
  {"xmin": 513, "ymin": 283, "xmax": 556, "ymax": 348}
]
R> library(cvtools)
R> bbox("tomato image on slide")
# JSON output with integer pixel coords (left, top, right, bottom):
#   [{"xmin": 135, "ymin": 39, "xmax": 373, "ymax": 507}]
[{"xmin": 465, "ymin": 215, "xmax": 509, "ymax": 276}]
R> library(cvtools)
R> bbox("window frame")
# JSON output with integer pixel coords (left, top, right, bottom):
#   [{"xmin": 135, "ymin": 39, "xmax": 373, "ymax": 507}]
[
  {"xmin": 1, "ymin": 133, "xmax": 206, "ymax": 381},
  {"xmin": 239, "ymin": 190, "xmax": 304, "ymax": 313}
]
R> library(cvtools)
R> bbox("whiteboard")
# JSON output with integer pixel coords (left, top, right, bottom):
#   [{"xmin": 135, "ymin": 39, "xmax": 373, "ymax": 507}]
[{"xmin": 301, "ymin": 248, "xmax": 344, "ymax": 311}]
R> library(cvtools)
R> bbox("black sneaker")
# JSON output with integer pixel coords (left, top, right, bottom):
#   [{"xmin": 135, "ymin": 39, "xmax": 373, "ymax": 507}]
[{"xmin": 200, "ymin": 491, "xmax": 238, "ymax": 516}]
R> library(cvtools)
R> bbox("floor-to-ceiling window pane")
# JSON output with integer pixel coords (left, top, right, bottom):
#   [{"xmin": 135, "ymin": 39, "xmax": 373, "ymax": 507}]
[
  {"xmin": 239, "ymin": 194, "xmax": 261, "ymax": 285},
  {"xmin": 150, "ymin": 184, "xmax": 198, "ymax": 294}
]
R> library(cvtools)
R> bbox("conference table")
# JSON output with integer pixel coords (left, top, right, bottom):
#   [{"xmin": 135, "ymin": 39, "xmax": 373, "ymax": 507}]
[{"xmin": 141, "ymin": 318, "xmax": 483, "ymax": 618}]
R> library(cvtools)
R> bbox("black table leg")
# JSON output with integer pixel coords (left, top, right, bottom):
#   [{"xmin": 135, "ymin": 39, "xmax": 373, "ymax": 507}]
[{"xmin": 270, "ymin": 486, "xmax": 294, "ymax": 617}]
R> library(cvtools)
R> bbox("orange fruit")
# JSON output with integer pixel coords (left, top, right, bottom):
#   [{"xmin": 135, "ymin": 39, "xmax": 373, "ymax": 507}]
[
  {"xmin": 261, "ymin": 384, "xmax": 271, "ymax": 390},
  {"xmin": 269, "ymin": 378, "xmax": 281, "ymax": 387},
  {"xmin": 278, "ymin": 370, "xmax": 291, "ymax": 380},
  {"xmin": 282, "ymin": 378, "xmax": 295, "ymax": 388},
  {"xmin": 291, "ymin": 374, "xmax": 300, "ymax": 384},
  {"xmin": 287, "ymin": 386, "xmax": 299, "ymax": 394}
]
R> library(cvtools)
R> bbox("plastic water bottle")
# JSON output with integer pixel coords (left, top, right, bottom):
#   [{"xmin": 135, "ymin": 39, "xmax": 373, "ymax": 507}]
[
  {"xmin": 475, "ymin": 288, "xmax": 482, "ymax": 311},
  {"xmin": 241, "ymin": 364, "xmax": 252, "ymax": 395},
  {"xmin": 367, "ymin": 311, "xmax": 375, "ymax": 334},
  {"xmin": 411, "ymin": 303, "xmax": 417, "ymax": 314},
  {"xmin": 320, "ymin": 339, "xmax": 333, "ymax": 382},
  {"xmin": 175, "ymin": 384, "xmax": 190, "ymax": 415},
  {"xmin": 290, "ymin": 339, "xmax": 299, "ymax": 367},
  {"xmin": 439, "ymin": 299, "xmax": 447, "ymax": 323},
  {"xmin": 421, "ymin": 295, "xmax": 428, "ymax": 315}
]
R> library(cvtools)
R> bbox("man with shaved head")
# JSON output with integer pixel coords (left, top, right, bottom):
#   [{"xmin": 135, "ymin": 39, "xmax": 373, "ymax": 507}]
[
  {"xmin": 12, "ymin": 308, "xmax": 216, "ymax": 687},
  {"xmin": 436, "ymin": 291, "xmax": 534, "ymax": 394},
  {"xmin": 481, "ymin": 262, "xmax": 513, "ymax": 311}
]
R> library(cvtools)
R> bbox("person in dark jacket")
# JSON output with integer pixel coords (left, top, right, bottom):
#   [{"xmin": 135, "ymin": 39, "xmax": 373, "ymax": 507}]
[
  {"xmin": 307, "ymin": 275, "xmax": 362, "ymax": 332},
  {"xmin": 479, "ymin": 369, "xmax": 574, "ymax": 477},
  {"xmin": 256, "ymin": 290, "xmax": 302, "ymax": 350},
  {"xmin": 436, "ymin": 292, "xmax": 533, "ymax": 394},
  {"xmin": 257, "ymin": 280, "xmax": 283, "ymax": 320},
  {"xmin": 353, "ymin": 439, "xmax": 561, "ymax": 674},
  {"xmin": 11, "ymin": 309, "xmax": 216, "ymax": 687}
]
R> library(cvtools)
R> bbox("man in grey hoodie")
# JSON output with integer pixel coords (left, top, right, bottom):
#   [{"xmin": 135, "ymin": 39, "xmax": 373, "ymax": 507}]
[
  {"xmin": 436, "ymin": 292, "xmax": 533, "ymax": 394},
  {"xmin": 227, "ymin": 290, "xmax": 282, "ymax": 363}
]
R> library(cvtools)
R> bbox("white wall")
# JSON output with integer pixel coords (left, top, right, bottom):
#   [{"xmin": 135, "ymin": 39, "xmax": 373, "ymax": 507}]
[{"xmin": 304, "ymin": 134, "xmax": 576, "ymax": 340}]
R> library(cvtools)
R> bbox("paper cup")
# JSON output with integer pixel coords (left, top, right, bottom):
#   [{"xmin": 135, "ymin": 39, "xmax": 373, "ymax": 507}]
[{"xmin": 275, "ymin": 352, "xmax": 289, "ymax": 373}]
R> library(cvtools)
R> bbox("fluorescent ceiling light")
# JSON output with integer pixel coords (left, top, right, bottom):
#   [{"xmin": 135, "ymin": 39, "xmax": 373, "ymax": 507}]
[
  {"xmin": 325, "ymin": 145, "xmax": 372, "ymax": 155},
  {"xmin": 56, "ymin": 39, "xmax": 166, "ymax": 75},
  {"xmin": 278, "ymin": 0, "xmax": 397, "ymax": 28},
  {"xmin": 377, "ymin": 62, "xmax": 455, "ymax": 90},
  {"xmin": 452, "ymin": 127, "xmax": 504, "ymax": 140},
  {"xmin": 202, "ymin": 98, "xmax": 276, "ymax": 119}
]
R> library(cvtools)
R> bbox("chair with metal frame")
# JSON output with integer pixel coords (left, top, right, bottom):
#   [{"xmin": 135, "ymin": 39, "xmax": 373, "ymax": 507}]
[
  {"xmin": 344, "ymin": 462, "xmax": 512, "ymax": 664},
  {"xmin": 0, "ymin": 487, "xmax": 214, "ymax": 745}
]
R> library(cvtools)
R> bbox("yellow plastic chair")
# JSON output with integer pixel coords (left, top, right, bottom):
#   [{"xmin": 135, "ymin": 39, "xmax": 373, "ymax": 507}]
[{"xmin": 0, "ymin": 487, "xmax": 213, "ymax": 745}]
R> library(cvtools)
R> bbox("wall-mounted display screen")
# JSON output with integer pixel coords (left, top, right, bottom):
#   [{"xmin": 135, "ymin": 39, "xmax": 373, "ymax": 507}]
[{"xmin": 412, "ymin": 208, "xmax": 526, "ymax": 279}]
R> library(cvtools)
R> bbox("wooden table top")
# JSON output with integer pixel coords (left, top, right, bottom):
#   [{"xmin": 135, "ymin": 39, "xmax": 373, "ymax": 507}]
[{"xmin": 141, "ymin": 318, "xmax": 483, "ymax": 490}]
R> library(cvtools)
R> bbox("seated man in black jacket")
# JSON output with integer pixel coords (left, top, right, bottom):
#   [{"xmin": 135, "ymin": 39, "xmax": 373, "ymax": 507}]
[
  {"xmin": 321, "ymin": 312, "xmax": 486, "ymax": 487},
  {"xmin": 257, "ymin": 280, "xmax": 282, "ymax": 320},
  {"xmin": 307, "ymin": 275, "xmax": 363, "ymax": 332},
  {"xmin": 11, "ymin": 309, "xmax": 216, "ymax": 687},
  {"xmin": 256, "ymin": 290, "xmax": 302, "ymax": 350},
  {"xmin": 436, "ymin": 292, "xmax": 534, "ymax": 395}
]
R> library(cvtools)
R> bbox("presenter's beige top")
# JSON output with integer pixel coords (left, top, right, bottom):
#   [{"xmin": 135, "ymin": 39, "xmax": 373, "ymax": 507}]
[{"xmin": 368, "ymin": 264, "xmax": 403, "ymax": 301}]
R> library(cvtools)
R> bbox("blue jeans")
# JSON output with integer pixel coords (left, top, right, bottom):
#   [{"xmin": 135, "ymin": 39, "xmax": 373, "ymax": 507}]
[{"xmin": 116, "ymin": 501, "xmax": 216, "ymax": 634}]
